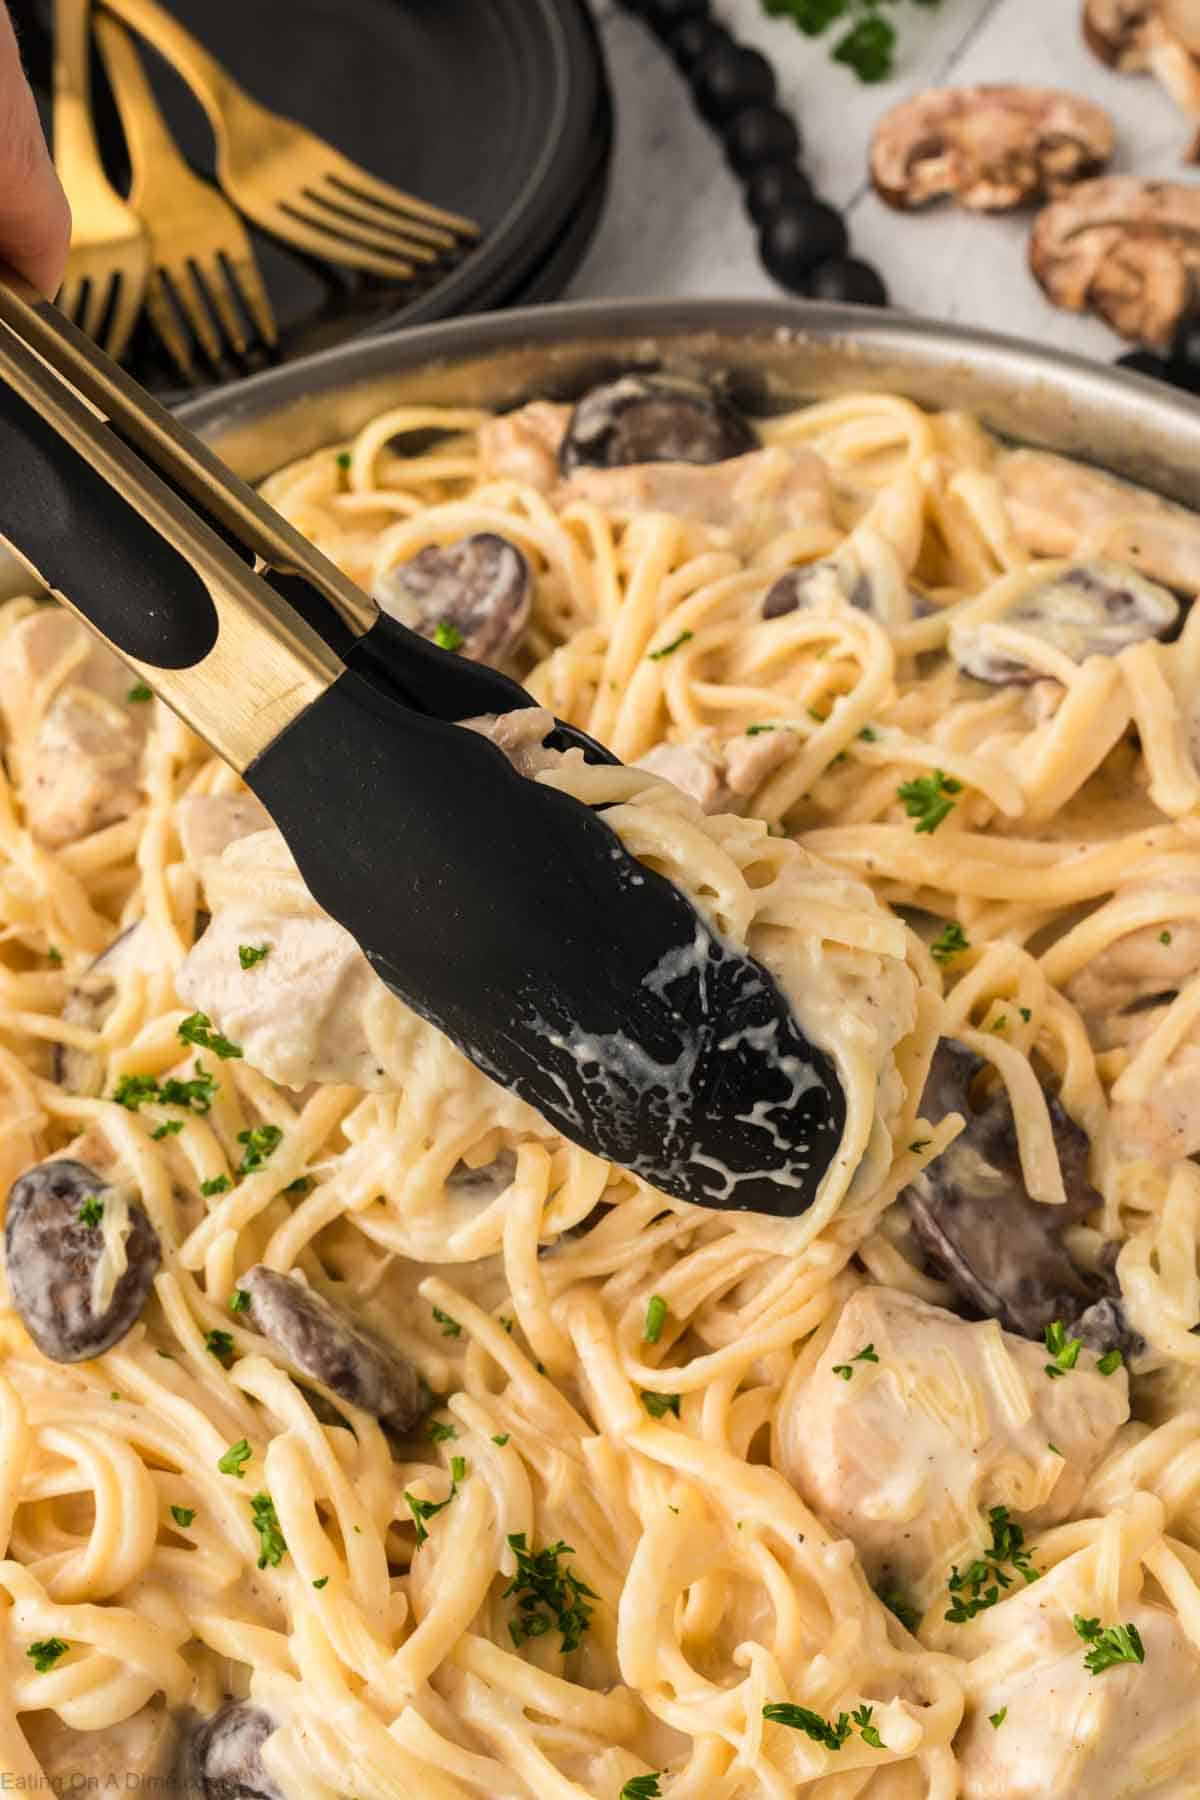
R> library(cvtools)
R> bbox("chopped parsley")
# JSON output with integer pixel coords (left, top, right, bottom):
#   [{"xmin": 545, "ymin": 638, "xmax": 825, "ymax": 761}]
[
  {"xmin": 898, "ymin": 769, "xmax": 962, "ymax": 834},
  {"xmin": 1098, "ymin": 1348, "xmax": 1124, "ymax": 1376},
  {"xmin": 433, "ymin": 620, "xmax": 464, "ymax": 652},
  {"xmin": 1019, "ymin": 1006, "xmax": 1032, "ymax": 1022},
  {"xmin": 205, "ymin": 1329, "xmax": 234, "ymax": 1365},
  {"xmin": 229, "ymin": 1289, "xmax": 250, "ymax": 1314},
  {"xmin": 648, "ymin": 630, "xmax": 694, "ymax": 661},
  {"xmin": 427, "ymin": 1419, "xmax": 458, "ymax": 1444},
  {"xmin": 1048, "ymin": 1442, "xmax": 1063, "ymax": 1456},
  {"xmin": 852, "ymin": 1704, "xmax": 886, "ymax": 1750},
  {"xmin": 432, "ymin": 1306, "xmax": 462, "ymax": 1338},
  {"xmin": 26, "ymin": 1638, "xmax": 68, "ymax": 1672},
  {"xmin": 992, "ymin": 1015, "xmax": 1008, "ymax": 1032},
  {"xmin": 282, "ymin": 1176, "xmax": 310, "ymax": 1195},
  {"xmin": 762, "ymin": 1703, "xmax": 852, "ymax": 1750},
  {"xmin": 503, "ymin": 1532, "xmax": 597, "ymax": 1651},
  {"xmin": 620, "ymin": 1778, "xmax": 662, "ymax": 1800},
  {"xmin": 908, "ymin": 1139, "xmax": 931, "ymax": 1154},
  {"xmin": 77, "ymin": 1195, "xmax": 103, "ymax": 1228},
  {"xmin": 404, "ymin": 1458, "xmax": 465, "ymax": 1548},
  {"xmin": 746, "ymin": 722, "xmax": 777, "ymax": 735},
  {"xmin": 945, "ymin": 1506, "xmax": 1038, "ymax": 1623},
  {"xmin": 1073, "ymin": 1615, "xmax": 1145, "ymax": 1674},
  {"xmin": 930, "ymin": 920, "xmax": 970, "ymax": 964},
  {"xmin": 218, "ymin": 1438, "xmax": 252, "ymax": 1479},
  {"xmin": 47, "ymin": 945, "xmax": 62, "ymax": 965},
  {"xmin": 312, "ymin": 1575, "xmax": 329, "ymax": 1588},
  {"xmin": 1044, "ymin": 1319, "xmax": 1083, "ymax": 1380},
  {"xmin": 178, "ymin": 1012, "xmax": 242, "ymax": 1059},
  {"xmin": 114, "ymin": 1066, "xmax": 217, "ymax": 1114},
  {"xmin": 249, "ymin": 1492, "xmax": 287, "ymax": 1568},
  {"xmin": 238, "ymin": 944, "xmax": 270, "ymax": 969},
  {"xmin": 1160, "ymin": 929, "xmax": 1173, "ymax": 945},
  {"xmin": 236, "ymin": 1123, "xmax": 283, "ymax": 1175},
  {"xmin": 113, "ymin": 1073, "xmax": 163, "ymax": 1110},
  {"xmin": 150, "ymin": 1119, "xmax": 184, "ymax": 1140},
  {"xmin": 643, "ymin": 1295, "xmax": 668, "ymax": 1344},
  {"xmin": 832, "ymin": 1342, "xmax": 879, "ymax": 1380},
  {"xmin": 200, "ymin": 1174, "xmax": 230, "ymax": 1197},
  {"xmin": 126, "ymin": 683, "xmax": 153, "ymax": 703},
  {"xmin": 878, "ymin": 1588, "xmax": 919, "ymax": 1632},
  {"xmin": 335, "ymin": 450, "xmax": 352, "ymax": 471},
  {"xmin": 989, "ymin": 1707, "xmax": 1008, "ymax": 1729},
  {"xmin": 492, "ymin": 1433, "xmax": 510, "ymax": 1446},
  {"xmin": 640, "ymin": 1390, "xmax": 681, "ymax": 1419},
  {"xmin": 859, "ymin": 724, "xmax": 879, "ymax": 741},
  {"xmin": 170, "ymin": 1505, "xmax": 196, "ymax": 1528},
  {"xmin": 760, "ymin": 0, "xmax": 939, "ymax": 85}
]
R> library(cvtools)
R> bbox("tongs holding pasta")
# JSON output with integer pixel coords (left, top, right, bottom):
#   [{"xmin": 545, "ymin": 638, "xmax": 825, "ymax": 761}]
[{"xmin": 0, "ymin": 272, "xmax": 847, "ymax": 1218}]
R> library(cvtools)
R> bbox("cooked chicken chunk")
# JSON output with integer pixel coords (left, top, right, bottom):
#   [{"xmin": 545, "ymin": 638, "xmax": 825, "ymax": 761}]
[
  {"xmin": 997, "ymin": 449, "xmax": 1200, "ymax": 594},
  {"xmin": 477, "ymin": 401, "xmax": 571, "ymax": 493},
  {"xmin": 776, "ymin": 1288, "xmax": 1128, "ymax": 1605},
  {"xmin": 957, "ymin": 1595, "xmax": 1200, "ymax": 1799},
  {"xmin": 637, "ymin": 727, "xmax": 799, "ymax": 814},
  {"xmin": 22, "ymin": 1701, "xmax": 179, "ymax": 1787},
  {"xmin": 0, "ymin": 606, "xmax": 147, "ymax": 847}
]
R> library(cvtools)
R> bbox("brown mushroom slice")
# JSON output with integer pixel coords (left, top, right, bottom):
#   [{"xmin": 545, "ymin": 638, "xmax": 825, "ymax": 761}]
[
  {"xmin": 1084, "ymin": 0, "xmax": 1200, "ymax": 150},
  {"xmin": 871, "ymin": 85, "xmax": 1114, "ymax": 211},
  {"xmin": 240, "ymin": 1264, "xmax": 429, "ymax": 1432},
  {"xmin": 373, "ymin": 533, "xmax": 531, "ymax": 665},
  {"xmin": 54, "ymin": 923, "xmax": 143, "ymax": 1097},
  {"xmin": 558, "ymin": 373, "xmax": 757, "ymax": 474},
  {"xmin": 949, "ymin": 558, "xmax": 1178, "ymax": 684},
  {"xmin": 23, "ymin": 1702, "xmax": 178, "ymax": 1788},
  {"xmin": 190, "ymin": 1704, "xmax": 282, "ymax": 1800},
  {"xmin": 901, "ymin": 1040, "xmax": 1141, "ymax": 1356},
  {"xmin": 763, "ymin": 556, "xmax": 913, "ymax": 629},
  {"xmin": 1030, "ymin": 174, "xmax": 1200, "ymax": 348},
  {"xmin": 997, "ymin": 446, "xmax": 1200, "ymax": 594}
]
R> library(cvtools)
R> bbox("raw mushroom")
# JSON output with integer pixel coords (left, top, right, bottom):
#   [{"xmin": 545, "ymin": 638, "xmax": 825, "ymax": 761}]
[
  {"xmin": 373, "ymin": 533, "xmax": 531, "ymax": 665},
  {"xmin": 55, "ymin": 924, "xmax": 143, "ymax": 1097},
  {"xmin": 1030, "ymin": 175, "xmax": 1200, "ymax": 348},
  {"xmin": 949, "ymin": 558, "xmax": 1179, "ymax": 684},
  {"xmin": 871, "ymin": 85, "xmax": 1114, "ymax": 211},
  {"xmin": 1083, "ymin": 0, "xmax": 1200, "ymax": 154},
  {"xmin": 190, "ymin": 1704, "xmax": 282, "ymax": 1800},
  {"xmin": 557, "ymin": 373, "xmax": 757, "ymax": 474},
  {"xmin": 5, "ymin": 1159, "xmax": 162, "ymax": 1362},
  {"xmin": 901, "ymin": 1040, "xmax": 1138, "ymax": 1350},
  {"xmin": 240, "ymin": 1264, "xmax": 429, "ymax": 1432}
]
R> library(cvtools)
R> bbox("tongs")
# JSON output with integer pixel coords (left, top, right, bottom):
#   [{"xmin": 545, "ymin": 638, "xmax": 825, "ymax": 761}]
[{"xmin": 0, "ymin": 274, "xmax": 846, "ymax": 1218}]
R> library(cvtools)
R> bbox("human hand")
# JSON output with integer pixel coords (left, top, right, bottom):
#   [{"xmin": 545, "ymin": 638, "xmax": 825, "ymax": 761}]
[{"xmin": 0, "ymin": 2, "xmax": 70, "ymax": 296}]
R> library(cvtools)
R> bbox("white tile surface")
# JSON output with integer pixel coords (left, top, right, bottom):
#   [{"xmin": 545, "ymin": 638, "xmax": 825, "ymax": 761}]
[{"xmin": 569, "ymin": 0, "xmax": 1187, "ymax": 362}]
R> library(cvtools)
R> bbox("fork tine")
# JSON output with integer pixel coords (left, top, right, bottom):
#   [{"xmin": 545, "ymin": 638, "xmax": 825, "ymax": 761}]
[
  {"xmin": 270, "ymin": 204, "xmax": 416, "ymax": 281},
  {"xmin": 296, "ymin": 194, "xmax": 438, "ymax": 264},
  {"xmin": 103, "ymin": 270, "xmax": 143, "ymax": 364},
  {"xmin": 166, "ymin": 263, "xmax": 224, "ymax": 369},
  {"xmin": 192, "ymin": 259, "xmax": 248, "ymax": 359},
  {"xmin": 79, "ymin": 273, "xmax": 112, "ymax": 344},
  {"xmin": 320, "ymin": 162, "xmax": 479, "ymax": 241},
  {"xmin": 221, "ymin": 252, "xmax": 278, "ymax": 349},
  {"xmin": 55, "ymin": 276, "xmax": 83, "ymax": 330},
  {"xmin": 317, "ymin": 177, "xmax": 455, "ymax": 252},
  {"xmin": 142, "ymin": 268, "xmax": 195, "ymax": 381}
]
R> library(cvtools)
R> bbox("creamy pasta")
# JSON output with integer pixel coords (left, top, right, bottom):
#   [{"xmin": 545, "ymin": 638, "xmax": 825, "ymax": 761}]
[{"xmin": 2, "ymin": 370, "xmax": 1200, "ymax": 1797}]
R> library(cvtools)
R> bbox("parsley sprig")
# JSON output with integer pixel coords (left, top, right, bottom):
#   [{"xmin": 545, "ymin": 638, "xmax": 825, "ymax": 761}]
[
  {"xmin": 178, "ymin": 1011, "xmax": 243, "ymax": 1060},
  {"xmin": 762, "ymin": 1700, "xmax": 887, "ymax": 1751},
  {"xmin": 113, "ymin": 1064, "xmax": 217, "ymax": 1114},
  {"xmin": 930, "ymin": 921, "xmax": 969, "ymax": 964},
  {"xmin": 1043, "ymin": 1319, "xmax": 1083, "ymax": 1380},
  {"xmin": 878, "ymin": 1587, "xmax": 919, "ymax": 1631},
  {"xmin": 249, "ymin": 1492, "xmax": 287, "ymax": 1568},
  {"xmin": 620, "ymin": 1778, "xmax": 662, "ymax": 1800},
  {"xmin": 760, "ymin": 0, "xmax": 941, "ymax": 83},
  {"xmin": 26, "ymin": 1638, "xmax": 69, "ymax": 1672},
  {"xmin": 236, "ymin": 1123, "xmax": 283, "ymax": 1175},
  {"xmin": 503, "ymin": 1532, "xmax": 597, "ymax": 1652},
  {"xmin": 945, "ymin": 1506, "xmax": 1039, "ymax": 1623},
  {"xmin": 1073, "ymin": 1615, "xmax": 1145, "ymax": 1674},
  {"xmin": 832, "ymin": 1343, "xmax": 878, "ymax": 1380},
  {"xmin": 405, "ymin": 1456, "xmax": 466, "ymax": 1548},
  {"xmin": 897, "ymin": 768, "xmax": 962, "ymax": 834}
]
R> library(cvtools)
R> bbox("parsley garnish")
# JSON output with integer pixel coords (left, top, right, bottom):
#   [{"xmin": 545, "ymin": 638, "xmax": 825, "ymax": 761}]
[
  {"xmin": 762, "ymin": 1703, "xmax": 852, "ymax": 1750},
  {"xmin": 170, "ymin": 1505, "xmax": 195, "ymax": 1528},
  {"xmin": 47, "ymin": 945, "xmax": 62, "ymax": 964},
  {"xmin": 852, "ymin": 1704, "xmax": 886, "ymax": 1750},
  {"xmin": 930, "ymin": 921, "xmax": 969, "ymax": 963},
  {"xmin": 832, "ymin": 1343, "xmax": 879, "ymax": 1380},
  {"xmin": 760, "ymin": 0, "xmax": 937, "ymax": 83},
  {"xmin": 249, "ymin": 1492, "xmax": 287, "ymax": 1568},
  {"xmin": 433, "ymin": 620, "xmax": 464, "ymax": 652},
  {"xmin": 26, "ymin": 1638, "xmax": 68, "ymax": 1672},
  {"xmin": 432, "ymin": 1306, "xmax": 462, "ymax": 1338},
  {"xmin": 640, "ymin": 1391, "xmax": 681, "ymax": 1419},
  {"xmin": 1160, "ymin": 929, "xmax": 1173, "ymax": 945},
  {"xmin": 492, "ymin": 1433, "xmax": 510, "ymax": 1446},
  {"xmin": 1044, "ymin": 1319, "xmax": 1083, "ymax": 1379},
  {"xmin": 335, "ymin": 451, "xmax": 352, "ymax": 471},
  {"xmin": 648, "ymin": 630, "xmax": 694, "ymax": 661},
  {"xmin": 878, "ymin": 1587, "xmax": 919, "ymax": 1631},
  {"xmin": 643, "ymin": 1295, "xmax": 668, "ymax": 1344},
  {"xmin": 113, "ymin": 1073, "xmax": 163, "ymax": 1110},
  {"xmin": 1048, "ymin": 1442, "xmax": 1063, "ymax": 1456},
  {"xmin": 218, "ymin": 1438, "xmax": 252, "ymax": 1478},
  {"xmin": 1019, "ymin": 1006, "xmax": 1032, "ymax": 1022},
  {"xmin": 200, "ymin": 1174, "xmax": 230, "ymax": 1197},
  {"xmin": 620, "ymin": 1778, "xmax": 662, "ymax": 1800},
  {"xmin": 229, "ymin": 1289, "xmax": 250, "ymax": 1314},
  {"xmin": 945, "ymin": 1506, "xmax": 1039, "ymax": 1622},
  {"xmin": 126, "ymin": 683, "xmax": 153, "ymax": 703},
  {"xmin": 1098, "ymin": 1348, "xmax": 1124, "ymax": 1376},
  {"xmin": 404, "ymin": 1458, "xmax": 465, "ymax": 1547},
  {"xmin": 1073, "ymin": 1615, "xmax": 1145, "ymax": 1674},
  {"xmin": 312, "ymin": 1575, "xmax": 329, "ymax": 1588},
  {"xmin": 282, "ymin": 1176, "xmax": 310, "ymax": 1195},
  {"xmin": 859, "ymin": 724, "xmax": 879, "ymax": 741},
  {"xmin": 150, "ymin": 1119, "xmax": 184, "ymax": 1140},
  {"xmin": 427, "ymin": 1419, "xmax": 458, "ymax": 1444},
  {"xmin": 77, "ymin": 1195, "xmax": 103, "ymax": 1227},
  {"xmin": 989, "ymin": 1707, "xmax": 1007, "ymax": 1728},
  {"xmin": 236, "ymin": 1124, "xmax": 283, "ymax": 1175},
  {"xmin": 898, "ymin": 769, "xmax": 962, "ymax": 834},
  {"xmin": 746, "ymin": 722, "xmax": 777, "ymax": 735},
  {"xmin": 992, "ymin": 1015, "xmax": 1008, "ymax": 1032},
  {"xmin": 178, "ymin": 1011, "xmax": 242, "ymax": 1059},
  {"xmin": 115, "ymin": 1066, "xmax": 216, "ymax": 1114},
  {"xmin": 503, "ymin": 1532, "xmax": 597, "ymax": 1651},
  {"xmin": 238, "ymin": 944, "xmax": 270, "ymax": 969},
  {"xmin": 205, "ymin": 1328, "xmax": 234, "ymax": 1365}
]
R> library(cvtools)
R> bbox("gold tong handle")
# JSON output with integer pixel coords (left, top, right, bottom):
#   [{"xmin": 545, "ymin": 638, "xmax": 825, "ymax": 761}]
[{"xmin": 97, "ymin": 0, "xmax": 237, "ymax": 134}]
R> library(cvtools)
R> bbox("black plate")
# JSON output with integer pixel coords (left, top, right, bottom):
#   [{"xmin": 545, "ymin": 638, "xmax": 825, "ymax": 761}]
[{"xmin": 12, "ymin": 0, "xmax": 610, "ymax": 391}]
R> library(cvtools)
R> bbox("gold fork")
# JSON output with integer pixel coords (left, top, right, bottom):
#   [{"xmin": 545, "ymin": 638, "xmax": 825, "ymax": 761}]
[
  {"xmin": 53, "ymin": 0, "xmax": 147, "ymax": 357},
  {"xmin": 98, "ymin": 0, "xmax": 480, "ymax": 283},
  {"xmin": 93, "ymin": 14, "xmax": 276, "ymax": 382}
]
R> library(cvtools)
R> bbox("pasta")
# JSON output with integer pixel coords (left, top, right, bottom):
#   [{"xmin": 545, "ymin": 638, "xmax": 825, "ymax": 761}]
[{"xmin": 3, "ymin": 369, "xmax": 1200, "ymax": 1796}]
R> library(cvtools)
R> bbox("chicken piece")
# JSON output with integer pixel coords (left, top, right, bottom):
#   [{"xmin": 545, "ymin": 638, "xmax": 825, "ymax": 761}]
[
  {"xmin": 22, "ymin": 1701, "xmax": 179, "ymax": 1787},
  {"xmin": 957, "ymin": 1592, "xmax": 1200, "ymax": 1799},
  {"xmin": 637, "ymin": 727, "xmax": 799, "ymax": 815},
  {"xmin": 776, "ymin": 1287, "xmax": 1128, "ymax": 1604},
  {"xmin": 176, "ymin": 793, "xmax": 271, "ymax": 864},
  {"xmin": 0, "ymin": 606, "xmax": 147, "ymax": 847},
  {"xmin": 477, "ymin": 401, "xmax": 571, "ymax": 493},
  {"xmin": 560, "ymin": 445, "xmax": 834, "ymax": 556},
  {"xmin": 997, "ymin": 448, "xmax": 1200, "ymax": 594}
]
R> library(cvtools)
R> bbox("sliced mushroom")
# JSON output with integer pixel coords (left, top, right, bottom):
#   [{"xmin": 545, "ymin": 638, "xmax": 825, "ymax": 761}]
[
  {"xmin": 871, "ymin": 85, "xmax": 1114, "ymax": 211},
  {"xmin": 54, "ymin": 923, "xmax": 143, "ymax": 1097},
  {"xmin": 901, "ymin": 1040, "xmax": 1136, "ymax": 1348},
  {"xmin": 373, "ymin": 533, "xmax": 531, "ymax": 665},
  {"xmin": 949, "ymin": 558, "xmax": 1179, "ymax": 683},
  {"xmin": 240, "ymin": 1265, "xmax": 429, "ymax": 1432},
  {"xmin": 191, "ymin": 1704, "xmax": 282, "ymax": 1800},
  {"xmin": 997, "ymin": 447, "xmax": 1200, "ymax": 594},
  {"xmin": 763, "ymin": 557, "xmax": 912, "ymax": 629},
  {"xmin": 177, "ymin": 794, "xmax": 272, "ymax": 864},
  {"xmin": 5, "ymin": 1159, "xmax": 162, "ymax": 1362},
  {"xmin": 23, "ymin": 1701, "xmax": 179, "ymax": 1788},
  {"xmin": 1030, "ymin": 175, "xmax": 1200, "ymax": 348},
  {"xmin": 1084, "ymin": 0, "xmax": 1200, "ymax": 152},
  {"xmin": 446, "ymin": 1150, "xmax": 518, "ymax": 1201},
  {"xmin": 558, "ymin": 373, "xmax": 757, "ymax": 474}
]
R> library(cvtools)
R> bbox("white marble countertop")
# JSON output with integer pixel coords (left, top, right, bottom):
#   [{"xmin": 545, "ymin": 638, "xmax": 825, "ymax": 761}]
[{"xmin": 567, "ymin": 0, "xmax": 1184, "ymax": 364}]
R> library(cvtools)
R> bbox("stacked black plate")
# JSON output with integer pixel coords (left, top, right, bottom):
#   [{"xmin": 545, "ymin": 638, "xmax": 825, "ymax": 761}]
[{"xmin": 13, "ymin": 0, "xmax": 612, "ymax": 393}]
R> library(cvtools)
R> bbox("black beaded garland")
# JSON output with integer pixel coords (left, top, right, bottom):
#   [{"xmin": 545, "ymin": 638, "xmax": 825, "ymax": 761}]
[
  {"xmin": 1116, "ymin": 349, "xmax": 1171, "ymax": 381},
  {"xmin": 665, "ymin": 17, "xmax": 732, "ymax": 69},
  {"xmin": 759, "ymin": 201, "xmax": 849, "ymax": 291},
  {"xmin": 743, "ymin": 163, "xmax": 813, "ymax": 226},
  {"xmin": 692, "ymin": 44, "xmax": 776, "ymax": 122},
  {"xmin": 806, "ymin": 257, "xmax": 889, "ymax": 306},
  {"xmin": 642, "ymin": 0, "xmax": 710, "ymax": 29},
  {"xmin": 720, "ymin": 106, "xmax": 801, "ymax": 175}
]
